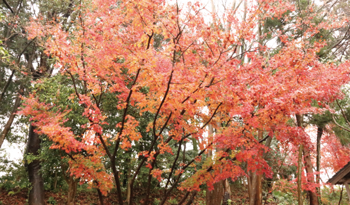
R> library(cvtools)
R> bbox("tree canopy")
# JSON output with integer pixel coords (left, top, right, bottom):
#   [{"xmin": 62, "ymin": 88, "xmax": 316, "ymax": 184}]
[{"xmin": 2, "ymin": 0, "xmax": 350, "ymax": 204}]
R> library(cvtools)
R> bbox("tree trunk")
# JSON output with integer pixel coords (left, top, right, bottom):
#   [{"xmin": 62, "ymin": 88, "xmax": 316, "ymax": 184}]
[
  {"xmin": 316, "ymin": 126, "xmax": 323, "ymax": 204},
  {"xmin": 295, "ymin": 114, "xmax": 319, "ymax": 205},
  {"xmin": 249, "ymin": 171, "xmax": 258, "ymax": 205},
  {"xmin": 110, "ymin": 159, "xmax": 123, "ymax": 205},
  {"xmin": 207, "ymin": 181, "xmax": 225, "ymax": 205},
  {"xmin": 26, "ymin": 125, "xmax": 46, "ymax": 205},
  {"xmin": 222, "ymin": 179, "xmax": 231, "ymax": 205},
  {"xmin": 263, "ymin": 136, "xmax": 273, "ymax": 203},
  {"xmin": 97, "ymin": 188, "xmax": 105, "ymax": 205},
  {"xmin": 206, "ymin": 124, "xmax": 226, "ymax": 205},
  {"xmin": 66, "ymin": 177, "xmax": 78, "ymax": 205},
  {"xmin": 296, "ymin": 114, "xmax": 303, "ymax": 205},
  {"xmin": 298, "ymin": 144, "xmax": 303, "ymax": 205},
  {"xmin": 255, "ymin": 130, "xmax": 264, "ymax": 205},
  {"xmin": 248, "ymin": 130, "xmax": 266, "ymax": 205},
  {"xmin": 303, "ymin": 147, "xmax": 319, "ymax": 205}
]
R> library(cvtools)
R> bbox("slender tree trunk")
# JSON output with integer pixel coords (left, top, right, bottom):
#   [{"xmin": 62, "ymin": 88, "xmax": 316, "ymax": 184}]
[
  {"xmin": 126, "ymin": 176, "xmax": 132, "ymax": 205},
  {"xmin": 255, "ymin": 172, "xmax": 262, "ymax": 205},
  {"xmin": 53, "ymin": 171, "xmax": 58, "ymax": 190},
  {"xmin": 255, "ymin": 130, "xmax": 264, "ymax": 205},
  {"xmin": 298, "ymin": 144, "xmax": 303, "ymax": 205},
  {"xmin": 144, "ymin": 153, "xmax": 159, "ymax": 205},
  {"xmin": 0, "ymin": 88, "xmax": 22, "ymax": 148},
  {"xmin": 222, "ymin": 179, "xmax": 231, "ymax": 205},
  {"xmin": 248, "ymin": 130, "xmax": 266, "ymax": 205},
  {"xmin": 110, "ymin": 159, "xmax": 123, "ymax": 205},
  {"xmin": 263, "ymin": 136, "xmax": 273, "ymax": 203},
  {"xmin": 0, "ymin": 69, "xmax": 15, "ymax": 103},
  {"xmin": 206, "ymin": 125, "xmax": 226, "ymax": 205},
  {"xmin": 61, "ymin": 158, "xmax": 78, "ymax": 205},
  {"xmin": 316, "ymin": 126, "xmax": 323, "ymax": 204},
  {"xmin": 296, "ymin": 114, "xmax": 303, "ymax": 205},
  {"xmin": 303, "ymin": 147, "xmax": 319, "ymax": 205},
  {"xmin": 97, "ymin": 188, "xmax": 105, "ymax": 205},
  {"xmin": 338, "ymin": 185, "xmax": 343, "ymax": 205},
  {"xmin": 178, "ymin": 191, "xmax": 191, "ymax": 205},
  {"xmin": 295, "ymin": 114, "xmax": 318, "ymax": 205},
  {"xmin": 26, "ymin": 125, "xmax": 46, "ymax": 205},
  {"xmin": 185, "ymin": 191, "xmax": 197, "ymax": 205}
]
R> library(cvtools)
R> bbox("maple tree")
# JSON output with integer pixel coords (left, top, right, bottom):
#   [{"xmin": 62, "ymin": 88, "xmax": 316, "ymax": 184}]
[{"xmin": 18, "ymin": 0, "xmax": 350, "ymax": 204}]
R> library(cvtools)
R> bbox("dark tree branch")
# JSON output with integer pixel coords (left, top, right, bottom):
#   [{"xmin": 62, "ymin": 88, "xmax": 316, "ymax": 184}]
[
  {"xmin": 2, "ymin": 0, "xmax": 14, "ymax": 13},
  {"xmin": 98, "ymin": 134, "xmax": 112, "ymax": 159},
  {"xmin": 92, "ymin": 94, "xmax": 99, "ymax": 108},
  {"xmin": 164, "ymin": 139, "xmax": 183, "ymax": 190},
  {"xmin": 158, "ymin": 112, "xmax": 173, "ymax": 137},
  {"xmin": 185, "ymin": 191, "xmax": 197, "ymax": 205},
  {"xmin": 112, "ymin": 68, "xmax": 141, "ymax": 158},
  {"xmin": 66, "ymin": 71, "xmax": 81, "ymax": 101},
  {"xmin": 146, "ymin": 31, "xmax": 154, "ymax": 49},
  {"xmin": 332, "ymin": 114, "xmax": 350, "ymax": 132},
  {"xmin": 0, "ymin": 86, "xmax": 23, "ymax": 148},
  {"xmin": 201, "ymin": 102, "xmax": 223, "ymax": 129},
  {"xmin": 177, "ymin": 191, "xmax": 190, "ymax": 205},
  {"xmin": 153, "ymin": 70, "xmax": 174, "ymax": 137},
  {"xmin": 0, "ymin": 37, "xmax": 36, "ymax": 103},
  {"xmin": 160, "ymin": 133, "xmax": 270, "ymax": 205},
  {"xmin": 336, "ymin": 99, "xmax": 350, "ymax": 127},
  {"xmin": 144, "ymin": 152, "xmax": 159, "ymax": 205},
  {"xmin": 0, "ymin": 70, "xmax": 15, "ymax": 103}
]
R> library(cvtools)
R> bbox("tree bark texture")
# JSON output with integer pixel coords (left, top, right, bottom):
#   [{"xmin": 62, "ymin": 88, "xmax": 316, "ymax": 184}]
[
  {"xmin": 206, "ymin": 182, "xmax": 225, "ymax": 205},
  {"xmin": 26, "ymin": 125, "xmax": 46, "ymax": 205},
  {"xmin": 67, "ymin": 176, "xmax": 78, "ymax": 205},
  {"xmin": 249, "ymin": 171, "xmax": 258, "ymax": 205}
]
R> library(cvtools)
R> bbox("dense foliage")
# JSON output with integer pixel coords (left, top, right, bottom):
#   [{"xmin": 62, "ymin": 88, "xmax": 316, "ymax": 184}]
[{"xmin": 2, "ymin": 0, "xmax": 350, "ymax": 204}]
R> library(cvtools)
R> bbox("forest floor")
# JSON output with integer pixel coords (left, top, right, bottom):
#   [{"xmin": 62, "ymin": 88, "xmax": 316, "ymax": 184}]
[{"xmin": 0, "ymin": 187, "xmax": 279, "ymax": 205}]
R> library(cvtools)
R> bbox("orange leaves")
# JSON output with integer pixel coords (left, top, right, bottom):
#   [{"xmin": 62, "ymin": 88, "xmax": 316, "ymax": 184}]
[
  {"xmin": 21, "ymin": 0, "xmax": 350, "ymax": 196},
  {"xmin": 158, "ymin": 142, "xmax": 173, "ymax": 155},
  {"xmin": 68, "ymin": 154, "xmax": 113, "ymax": 195},
  {"xmin": 151, "ymin": 169, "xmax": 163, "ymax": 182},
  {"xmin": 116, "ymin": 115, "xmax": 142, "ymax": 150}
]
